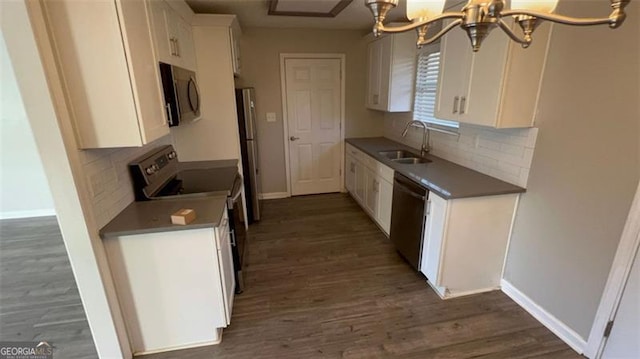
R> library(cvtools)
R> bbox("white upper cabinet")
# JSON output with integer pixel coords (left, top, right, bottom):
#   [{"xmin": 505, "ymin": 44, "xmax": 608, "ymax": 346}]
[
  {"xmin": 43, "ymin": 0, "xmax": 169, "ymax": 149},
  {"xmin": 366, "ymin": 31, "xmax": 416, "ymax": 112},
  {"xmin": 435, "ymin": 18, "xmax": 552, "ymax": 128},
  {"xmin": 149, "ymin": 0, "xmax": 197, "ymax": 71}
]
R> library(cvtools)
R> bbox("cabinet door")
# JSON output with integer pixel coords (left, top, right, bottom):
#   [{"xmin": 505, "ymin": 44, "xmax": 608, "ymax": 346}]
[
  {"xmin": 229, "ymin": 27, "xmax": 241, "ymax": 75},
  {"xmin": 377, "ymin": 178, "xmax": 393, "ymax": 235},
  {"xmin": 148, "ymin": 0, "xmax": 172, "ymax": 64},
  {"xmin": 176, "ymin": 18, "xmax": 197, "ymax": 71},
  {"xmin": 459, "ymin": 22, "xmax": 510, "ymax": 127},
  {"xmin": 118, "ymin": 0, "xmax": 170, "ymax": 144},
  {"xmin": 354, "ymin": 161, "xmax": 365, "ymax": 203},
  {"xmin": 434, "ymin": 20, "xmax": 472, "ymax": 121},
  {"xmin": 421, "ymin": 193, "xmax": 447, "ymax": 286},
  {"xmin": 364, "ymin": 168, "xmax": 379, "ymax": 216},
  {"xmin": 366, "ymin": 40, "xmax": 381, "ymax": 109},
  {"xmin": 345, "ymin": 155, "xmax": 356, "ymax": 193},
  {"xmin": 218, "ymin": 230, "xmax": 235, "ymax": 326}
]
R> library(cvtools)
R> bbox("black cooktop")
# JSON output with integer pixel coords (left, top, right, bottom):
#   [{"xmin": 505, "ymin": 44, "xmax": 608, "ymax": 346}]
[{"xmin": 154, "ymin": 167, "xmax": 239, "ymax": 198}]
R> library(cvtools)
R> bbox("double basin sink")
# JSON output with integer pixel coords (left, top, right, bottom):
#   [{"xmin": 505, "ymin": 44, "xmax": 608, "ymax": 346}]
[{"xmin": 378, "ymin": 150, "xmax": 431, "ymax": 165}]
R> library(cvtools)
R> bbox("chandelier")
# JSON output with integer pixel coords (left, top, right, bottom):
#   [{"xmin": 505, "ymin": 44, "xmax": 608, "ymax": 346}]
[{"xmin": 365, "ymin": 0, "xmax": 630, "ymax": 51}]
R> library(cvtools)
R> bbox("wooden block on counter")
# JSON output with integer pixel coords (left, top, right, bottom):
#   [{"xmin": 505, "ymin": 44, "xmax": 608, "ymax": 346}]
[{"xmin": 171, "ymin": 209, "xmax": 196, "ymax": 225}]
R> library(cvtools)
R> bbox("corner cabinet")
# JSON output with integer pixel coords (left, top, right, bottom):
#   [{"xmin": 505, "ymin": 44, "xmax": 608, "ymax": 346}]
[
  {"xmin": 366, "ymin": 31, "xmax": 416, "ymax": 112},
  {"xmin": 148, "ymin": 0, "xmax": 197, "ymax": 71},
  {"xmin": 345, "ymin": 144, "xmax": 394, "ymax": 235},
  {"xmin": 421, "ymin": 192, "xmax": 519, "ymax": 299},
  {"xmin": 104, "ymin": 208, "xmax": 235, "ymax": 355},
  {"xmin": 435, "ymin": 19, "xmax": 552, "ymax": 128},
  {"xmin": 43, "ymin": 0, "xmax": 169, "ymax": 149}
]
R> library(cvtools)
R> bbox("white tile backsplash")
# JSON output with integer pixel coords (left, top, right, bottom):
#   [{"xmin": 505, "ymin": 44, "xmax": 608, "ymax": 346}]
[
  {"xmin": 79, "ymin": 135, "xmax": 172, "ymax": 228},
  {"xmin": 384, "ymin": 113, "xmax": 538, "ymax": 187}
]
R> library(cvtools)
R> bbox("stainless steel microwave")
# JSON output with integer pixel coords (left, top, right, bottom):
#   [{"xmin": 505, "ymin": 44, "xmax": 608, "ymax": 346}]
[{"xmin": 159, "ymin": 62, "xmax": 200, "ymax": 126}]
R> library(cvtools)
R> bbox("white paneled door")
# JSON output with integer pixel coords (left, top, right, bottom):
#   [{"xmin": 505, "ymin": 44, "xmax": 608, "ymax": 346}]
[{"xmin": 285, "ymin": 58, "xmax": 342, "ymax": 196}]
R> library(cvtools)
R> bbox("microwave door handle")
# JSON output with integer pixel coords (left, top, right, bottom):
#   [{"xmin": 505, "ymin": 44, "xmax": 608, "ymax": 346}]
[
  {"xmin": 165, "ymin": 103, "xmax": 174, "ymax": 126},
  {"xmin": 173, "ymin": 80, "xmax": 180, "ymax": 113}
]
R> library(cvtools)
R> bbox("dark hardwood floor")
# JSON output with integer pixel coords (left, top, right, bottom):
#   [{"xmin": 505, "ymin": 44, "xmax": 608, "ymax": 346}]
[
  {"xmin": 143, "ymin": 193, "xmax": 581, "ymax": 359},
  {"xmin": 0, "ymin": 216, "xmax": 97, "ymax": 359}
]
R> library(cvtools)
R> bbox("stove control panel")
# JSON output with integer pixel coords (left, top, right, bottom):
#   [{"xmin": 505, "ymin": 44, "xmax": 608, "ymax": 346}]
[{"xmin": 129, "ymin": 145, "xmax": 179, "ymax": 200}]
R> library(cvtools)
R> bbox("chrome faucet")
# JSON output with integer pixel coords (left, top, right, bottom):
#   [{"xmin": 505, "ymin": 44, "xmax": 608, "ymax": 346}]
[{"xmin": 402, "ymin": 120, "xmax": 430, "ymax": 157}]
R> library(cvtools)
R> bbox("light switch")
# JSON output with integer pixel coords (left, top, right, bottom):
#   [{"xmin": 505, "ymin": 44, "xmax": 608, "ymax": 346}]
[{"xmin": 266, "ymin": 112, "xmax": 277, "ymax": 123}]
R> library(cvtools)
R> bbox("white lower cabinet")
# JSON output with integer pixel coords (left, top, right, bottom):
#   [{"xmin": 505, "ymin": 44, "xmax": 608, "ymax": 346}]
[
  {"xmin": 104, "ymin": 209, "xmax": 234, "ymax": 355},
  {"xmin": 421, "ymin": 192, "xmax": 519, "ymax": 299},
  {"xmin": 345, "ymin": 144, "xmax": 393, "ymax": 235}
]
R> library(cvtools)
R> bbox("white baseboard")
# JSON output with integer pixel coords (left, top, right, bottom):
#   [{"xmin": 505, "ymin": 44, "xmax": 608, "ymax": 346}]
[
  {"xmin": 501, "ymin": 279, "xmax": 587, "ymax": 354},
  {"xmin": 258, "ymin": 192, "xmax": 289, "ymax": 200},
  {"xmin": 0, "ymin": 209, "xmax": 56, "ymax": 219}
]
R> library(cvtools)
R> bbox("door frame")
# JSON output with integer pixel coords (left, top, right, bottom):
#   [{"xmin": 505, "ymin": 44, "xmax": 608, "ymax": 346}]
[
  {"xmin": 585, "ymin": 181, "xmax": 640, "ymax": 358},
  {"xmin": 279, "ymin": 53, "xmax": 346, "ymax": 197}
]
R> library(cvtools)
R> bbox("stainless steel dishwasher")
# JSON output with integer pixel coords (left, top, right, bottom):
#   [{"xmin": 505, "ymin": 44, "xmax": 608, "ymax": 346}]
[{"xmin": 390, "ymin": 172, "xmax": 429, "ymax": 270}]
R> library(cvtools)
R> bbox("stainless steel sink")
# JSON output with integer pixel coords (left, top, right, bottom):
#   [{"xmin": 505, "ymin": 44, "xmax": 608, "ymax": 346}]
[
  {"xmin": 391, "ymin": 157, "xmax": 431, "ymax": 164},
  {"xmin": 378, "ymin": 150, "xmax": 415, "ymax": 160}
]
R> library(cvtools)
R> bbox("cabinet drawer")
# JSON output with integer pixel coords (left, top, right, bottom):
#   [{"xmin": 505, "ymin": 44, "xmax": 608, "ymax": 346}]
[
  {"xmin": 346, "ymin": 143, "xmax": 364, "ymax": 161},
  {"xmin": 361, "ymin": 154, "xmax": 394, "ymax": 183},
  {"xmin": 376, "ymin": 162, "xmax": 394, "ymax": 183},
  {"xmin": 363, "ymin": 154, "xmax": 378, "ymax": 170}
]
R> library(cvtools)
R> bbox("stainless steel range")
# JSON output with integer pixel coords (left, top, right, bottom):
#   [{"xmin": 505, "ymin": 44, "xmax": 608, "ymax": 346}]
[{"xmin": 129, "ymin": 145, "xmax": 247, "ymax": 293}]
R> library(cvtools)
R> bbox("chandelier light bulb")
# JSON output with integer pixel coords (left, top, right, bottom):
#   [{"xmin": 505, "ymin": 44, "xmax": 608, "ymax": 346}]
[
  {"xmin": 406, "ymin": 0, "xmax": 446, "ymax": 21},
  {"xmin": 510, "ymin": 0, "xmax": 559, "ymax": 13}
]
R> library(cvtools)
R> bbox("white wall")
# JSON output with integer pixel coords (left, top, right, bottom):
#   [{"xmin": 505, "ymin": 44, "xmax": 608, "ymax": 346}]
[
  {"xmin": 0, "ymin": 35, "xmax": 54, "ymax": 218},
  {"xmin": 504, "ymin": 0, "xmax": 639, "ymax": 345},
  {"xmin": 384, "ymin": 113, "xmax": 538, "ymax": 187},
  {"xmin": 2, "ymin": 1, "xmax": 132, "ymax": 357}
]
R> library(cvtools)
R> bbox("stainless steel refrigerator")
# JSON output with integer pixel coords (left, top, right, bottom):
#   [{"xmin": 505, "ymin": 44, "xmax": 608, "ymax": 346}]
[{"xmin": 235, "ymin": 88, "xmax": 261, "ymax": 223}]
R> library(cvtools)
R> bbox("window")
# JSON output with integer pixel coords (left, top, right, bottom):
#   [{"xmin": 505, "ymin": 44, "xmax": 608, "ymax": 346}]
[{"xmin": 413, "ymin": 46, "xmax": 459, "ymax": 128}]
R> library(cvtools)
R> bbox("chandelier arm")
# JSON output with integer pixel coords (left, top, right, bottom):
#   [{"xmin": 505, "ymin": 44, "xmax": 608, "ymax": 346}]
[
  {"xmin": 417, "ymin": 19, "xmax": 464, "ymax": 46},
  {"xmin": 496, "ymin": 18, "xmax": 530, "ymax": 45},
  {"xmin": 500, "ymin": 9, "xmax": 613, "ymax": 27},
  {"xmin": 376, "ymin": 12, "xmax": 464, "ymax": 34}
]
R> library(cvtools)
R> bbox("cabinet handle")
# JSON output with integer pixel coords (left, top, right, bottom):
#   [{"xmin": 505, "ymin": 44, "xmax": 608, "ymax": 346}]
[
  {"xmin": 460, "ymin": 96, "xmax": 466, "ymax": 115},
  {"xmin": 426, "ymin": 199, "xmax": 431, "ymax": 216},
  {"xmin": 170, "ymin": 38, "xmax": 176, "ymax": 56},
  {"xmin": 350, "ymin": 163, "xmax": 355, "ymax": 173},
  {"xmin": 175, "ymin": 38, "xmax": 180, "ymax": 57},
  {"xmin": 373, "ymin": 94, "xmax": 379, "ymax": 105},
  {"xmin": 453, "ymin": 96, "xmax": 459, "ymax": 114}
]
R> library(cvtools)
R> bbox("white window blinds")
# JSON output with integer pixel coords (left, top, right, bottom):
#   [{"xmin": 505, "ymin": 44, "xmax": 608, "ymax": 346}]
[{"xmin": 413, "ymin": 49, "xmax": 459, "ymax": 128}]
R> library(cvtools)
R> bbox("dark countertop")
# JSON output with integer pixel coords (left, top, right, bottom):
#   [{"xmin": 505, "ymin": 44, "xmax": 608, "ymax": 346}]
[
  {"xmin": 346, "ymin": 137, "xmax": 525, "ymax": 199},
  {"xmin": 100, "ymin": 196, "xmax": 227, "ymax": 238}
]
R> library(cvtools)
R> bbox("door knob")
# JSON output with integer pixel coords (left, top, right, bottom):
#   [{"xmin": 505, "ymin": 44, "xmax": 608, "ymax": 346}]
[{"xmin": 290, "ymin": 136, "xmax": 300, "ymax": 141}]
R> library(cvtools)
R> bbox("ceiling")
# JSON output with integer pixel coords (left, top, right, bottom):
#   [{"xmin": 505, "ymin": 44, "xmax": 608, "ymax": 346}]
[{"xmin": 185, "ymin": 0, "xmax": 410, "ymax": 30}]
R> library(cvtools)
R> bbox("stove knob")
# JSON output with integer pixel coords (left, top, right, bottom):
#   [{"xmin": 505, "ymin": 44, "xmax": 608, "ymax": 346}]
[
  {"xmin": 153, "ymin": 164, "xmax": 160, "ymax": 170},
  {"xmin": 168, "ymin": 151, "xmax": 177, "ymax": 160},
  {"xmin": 145, "ymin": 166, "xmax": 155, "ymax": 175}
]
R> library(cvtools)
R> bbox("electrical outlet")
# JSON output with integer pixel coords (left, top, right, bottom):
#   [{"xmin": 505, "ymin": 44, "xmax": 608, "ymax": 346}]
[{"xmin": 266, "ymin": 112, "xmax": 277, "ymax": 122}]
